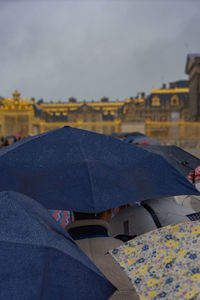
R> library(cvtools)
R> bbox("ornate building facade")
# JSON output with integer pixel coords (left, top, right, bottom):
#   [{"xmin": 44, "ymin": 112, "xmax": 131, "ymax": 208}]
[
  {"xmin": 185, "ymin": 54, "xmax": 200, "ymax": 121},
  {"xmin": 1, "ymin": 54, "xmax": 200, "ymax": 141},
  {"xmin": 0, "ymin": 83, "xmax": 189, "ymax": 138}
]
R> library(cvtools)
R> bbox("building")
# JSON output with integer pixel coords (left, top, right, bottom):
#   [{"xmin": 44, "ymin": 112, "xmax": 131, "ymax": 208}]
[
  {"xmin": 1, "ymin": 54, "xmax": 200, "ymax": 142},
  {"xmin": 185, "ymin": 54, "xmax": 200, "ymax": 121},
  {"xmin": 145, "ymin": 54, "xmax": 200, "ymax": 144},
  {"xmin": 0, "ymin": 83, "xmax": 189, "ymax": 138},
  {"xmin": 0, "ymin": 92, "xmax": 123, "ymax": 137}
]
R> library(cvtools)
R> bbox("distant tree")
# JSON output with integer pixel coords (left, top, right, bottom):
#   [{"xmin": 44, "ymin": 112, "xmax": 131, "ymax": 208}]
[
  {"xmin": 69, "ymin": 97, "xmax": 77, "ymax": 103},
  {"xmin": 37, "ymin": 99, "xmax": 44, "ymax": 105},
  {"xmin": 100, "ymin": 97, "xmax": 109, "ymax": 102}
]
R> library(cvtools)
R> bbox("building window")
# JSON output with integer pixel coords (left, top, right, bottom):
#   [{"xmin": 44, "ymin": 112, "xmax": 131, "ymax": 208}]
[
  {"xmin": 152, "ymin": 96, "xmax": 160, "ymax": 106},
  {"xmin": 171, "ymin": 112, "xmax": 180, "ymax": 121},
  {"xmin": 91, "ymin": 115, "xmax": 96, "ymax": 122},
  {"xmin": 103, "ymin": 126, "xmax": 108, "ymax": 134},
  {"xmin": 170, "ymin": 95, "xmax": 179, "ymax": 106},
  {"xmin": 160, "ymin": 115, "xmax": 166, "ymax": 121}
]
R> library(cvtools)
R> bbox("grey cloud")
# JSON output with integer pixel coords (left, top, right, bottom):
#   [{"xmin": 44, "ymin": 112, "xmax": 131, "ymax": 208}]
[{"xmin": 0, "ymin": 0, "xmax": 200, "ymax": 100}]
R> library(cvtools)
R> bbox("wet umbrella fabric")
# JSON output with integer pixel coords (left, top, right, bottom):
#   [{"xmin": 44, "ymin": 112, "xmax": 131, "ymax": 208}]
[
  {"xmin": 110, "ymin": 221, "xmax": 200, "ymax": 299},
  {"xmin": 0, "ymin": 191, "xmax": 115, "ymax": 300},
  {"xmin": 0, "ymin": 127, "xmax": 199, "ymax": 213},
  {"xmin": 138, "ymin": 145, "xmax": 200, "ymax": 178}
]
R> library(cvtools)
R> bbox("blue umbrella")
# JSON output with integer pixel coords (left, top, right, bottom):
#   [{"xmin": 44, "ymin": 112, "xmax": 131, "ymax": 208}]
[
  {"xmin": 0, "ymin": 126, "xmax": 199, "ymax": 212},
  {"xmin": 0, "ymin": 191, "xmax": 115, "ymax": 300},
  {"xmin": 138, "ymin": 145, "xmax": 200, "ymax": 178}
]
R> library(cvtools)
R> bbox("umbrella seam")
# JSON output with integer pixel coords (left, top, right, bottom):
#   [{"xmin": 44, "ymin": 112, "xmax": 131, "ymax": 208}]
[
  {"xmin": 70, "ymin": 128, "xmax": 96, "ymax": 211},
  {"xmin": 3, "ymin": 191, "xmax": 77, "ymax": 248}
]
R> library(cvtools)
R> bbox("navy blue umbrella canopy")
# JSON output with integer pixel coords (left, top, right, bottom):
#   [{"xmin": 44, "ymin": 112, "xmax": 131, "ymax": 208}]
[
  {"xmin": 0, "ymin": 126, "xmax": 199, "ymax": 212},
  {"xmin": 0, "ymin": 191, "xmax": 115, "ymax": 300},
  {"xmin": 138, "ymin": 145, "xmax": 200, "ymax": 178}
]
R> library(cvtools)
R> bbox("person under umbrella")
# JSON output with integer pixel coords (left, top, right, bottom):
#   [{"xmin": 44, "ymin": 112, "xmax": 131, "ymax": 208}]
[
  {"xmin": 175, "ymin": 165, "xmax": 200, "ymax": 211},
  {"xmin": 66, "ymin": 209, "xmax": 139, "ymax": 300},
  {"xmin": 0, "ymin": 191, "xmax": 115, "ymax": 300},
  {"xmin": 109, "ymin": 197, "xmax": 198, "ymax": 238},
  {"xmin": 124, "ymin": 135, "xmax": 160, "ymax": 145}
]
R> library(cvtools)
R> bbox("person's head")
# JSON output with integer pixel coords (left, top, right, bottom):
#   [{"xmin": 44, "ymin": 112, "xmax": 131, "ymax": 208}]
[
  {"xmin": 3, "ymin": 139, "xmax": 9, "ymax": 146},
  {"xmin": 74, "ymin": 209, "xmax": 113, "ymax": 223}
]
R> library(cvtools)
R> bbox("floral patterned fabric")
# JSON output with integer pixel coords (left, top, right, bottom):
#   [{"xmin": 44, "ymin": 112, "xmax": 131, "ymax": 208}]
[{"xmin": 110, "ymin": 221, "xmax": 200, "ymax": 300}]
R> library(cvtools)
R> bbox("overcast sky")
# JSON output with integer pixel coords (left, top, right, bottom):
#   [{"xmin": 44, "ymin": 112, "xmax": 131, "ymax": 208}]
[{"xmin": 0, "ymin": 0, "xmax": 200, "ymax": 102}]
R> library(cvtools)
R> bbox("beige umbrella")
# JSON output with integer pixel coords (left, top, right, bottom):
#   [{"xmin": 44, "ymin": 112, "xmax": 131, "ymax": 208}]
[{"xmin": 110, "ymin": 221, "xmax": 200, "ymax": 300}]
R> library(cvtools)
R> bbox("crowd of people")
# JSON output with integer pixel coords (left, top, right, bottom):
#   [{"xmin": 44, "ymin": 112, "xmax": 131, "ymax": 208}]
[
  {"xmin": 0, "ymin": 134, "xmax": 21, "ymax": 148},
  {"xmin": 1, "ymin": 128, "xmax": 200, "ymax": 299},
  {"xmin": 65, "ymin": 191, "xmax": 200, "ymax": 299}
]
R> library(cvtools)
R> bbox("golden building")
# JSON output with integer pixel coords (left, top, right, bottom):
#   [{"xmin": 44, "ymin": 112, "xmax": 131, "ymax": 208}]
[
  {"xmin": 0, "ymin": 91, "xmax": 35, "ymax": 137},
  {"xmin": 0, "ymin": 92, "xmax": 124, "ymax": 137},
  {"xmin": 146, "ymin": 54, "xmax": 200, "ymax": 142},
  {"xmin": 3, "ymin": 52, "xmax": 200, "ymax": 141},
  {"xmin": 0, "ymin": 82, "xmax": 190, "ymax": 138}
]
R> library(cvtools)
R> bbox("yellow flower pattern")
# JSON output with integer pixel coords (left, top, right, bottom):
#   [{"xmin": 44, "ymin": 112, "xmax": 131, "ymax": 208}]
[
  {"xmin": 185, "ymin": 289, "xmax": 197, "ymax": 299},
  {"xmin": 147, "ymin": 278, "xmax": 158, "ymax": 287},
  {"xmin": 191, "ymin": 273, "xmax": 200, "ymax": 282},
  {"xmin": 178, "ymin": 250, "xmax": 187, "ymax": 256},
  {"xmin": 110, "ymin": 221, "xmax": 200, "ymax": 300},
  {"xmin": 165, "ymin": 240, "xmax": 178, "ymax": 248},
  {"xmin": 127, "ymin": 258, "xmax": 135, "ymax": 265},
  {"xmin": 172, "ymin": 225, "xmax": 180, "ymax": 232},
  {"xmin": 124, "ymin": 247, "xmax": 134, "ymax": 255},
  {"xmin": 191, "ymin": 226, "xmax": 200, "ymax": 235},
  {"xmin": 148, "ymin": 291, "xmax": 157, "ymax": 299},
  {"xmin": 138, "ymin": 265, "xmax": 148, "ymax": 274}
]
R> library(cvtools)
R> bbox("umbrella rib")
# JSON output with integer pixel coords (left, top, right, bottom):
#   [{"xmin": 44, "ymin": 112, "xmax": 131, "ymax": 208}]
[{"xmin": 71, "ymin": 129, "xmax": 95, "ymax": 211}]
